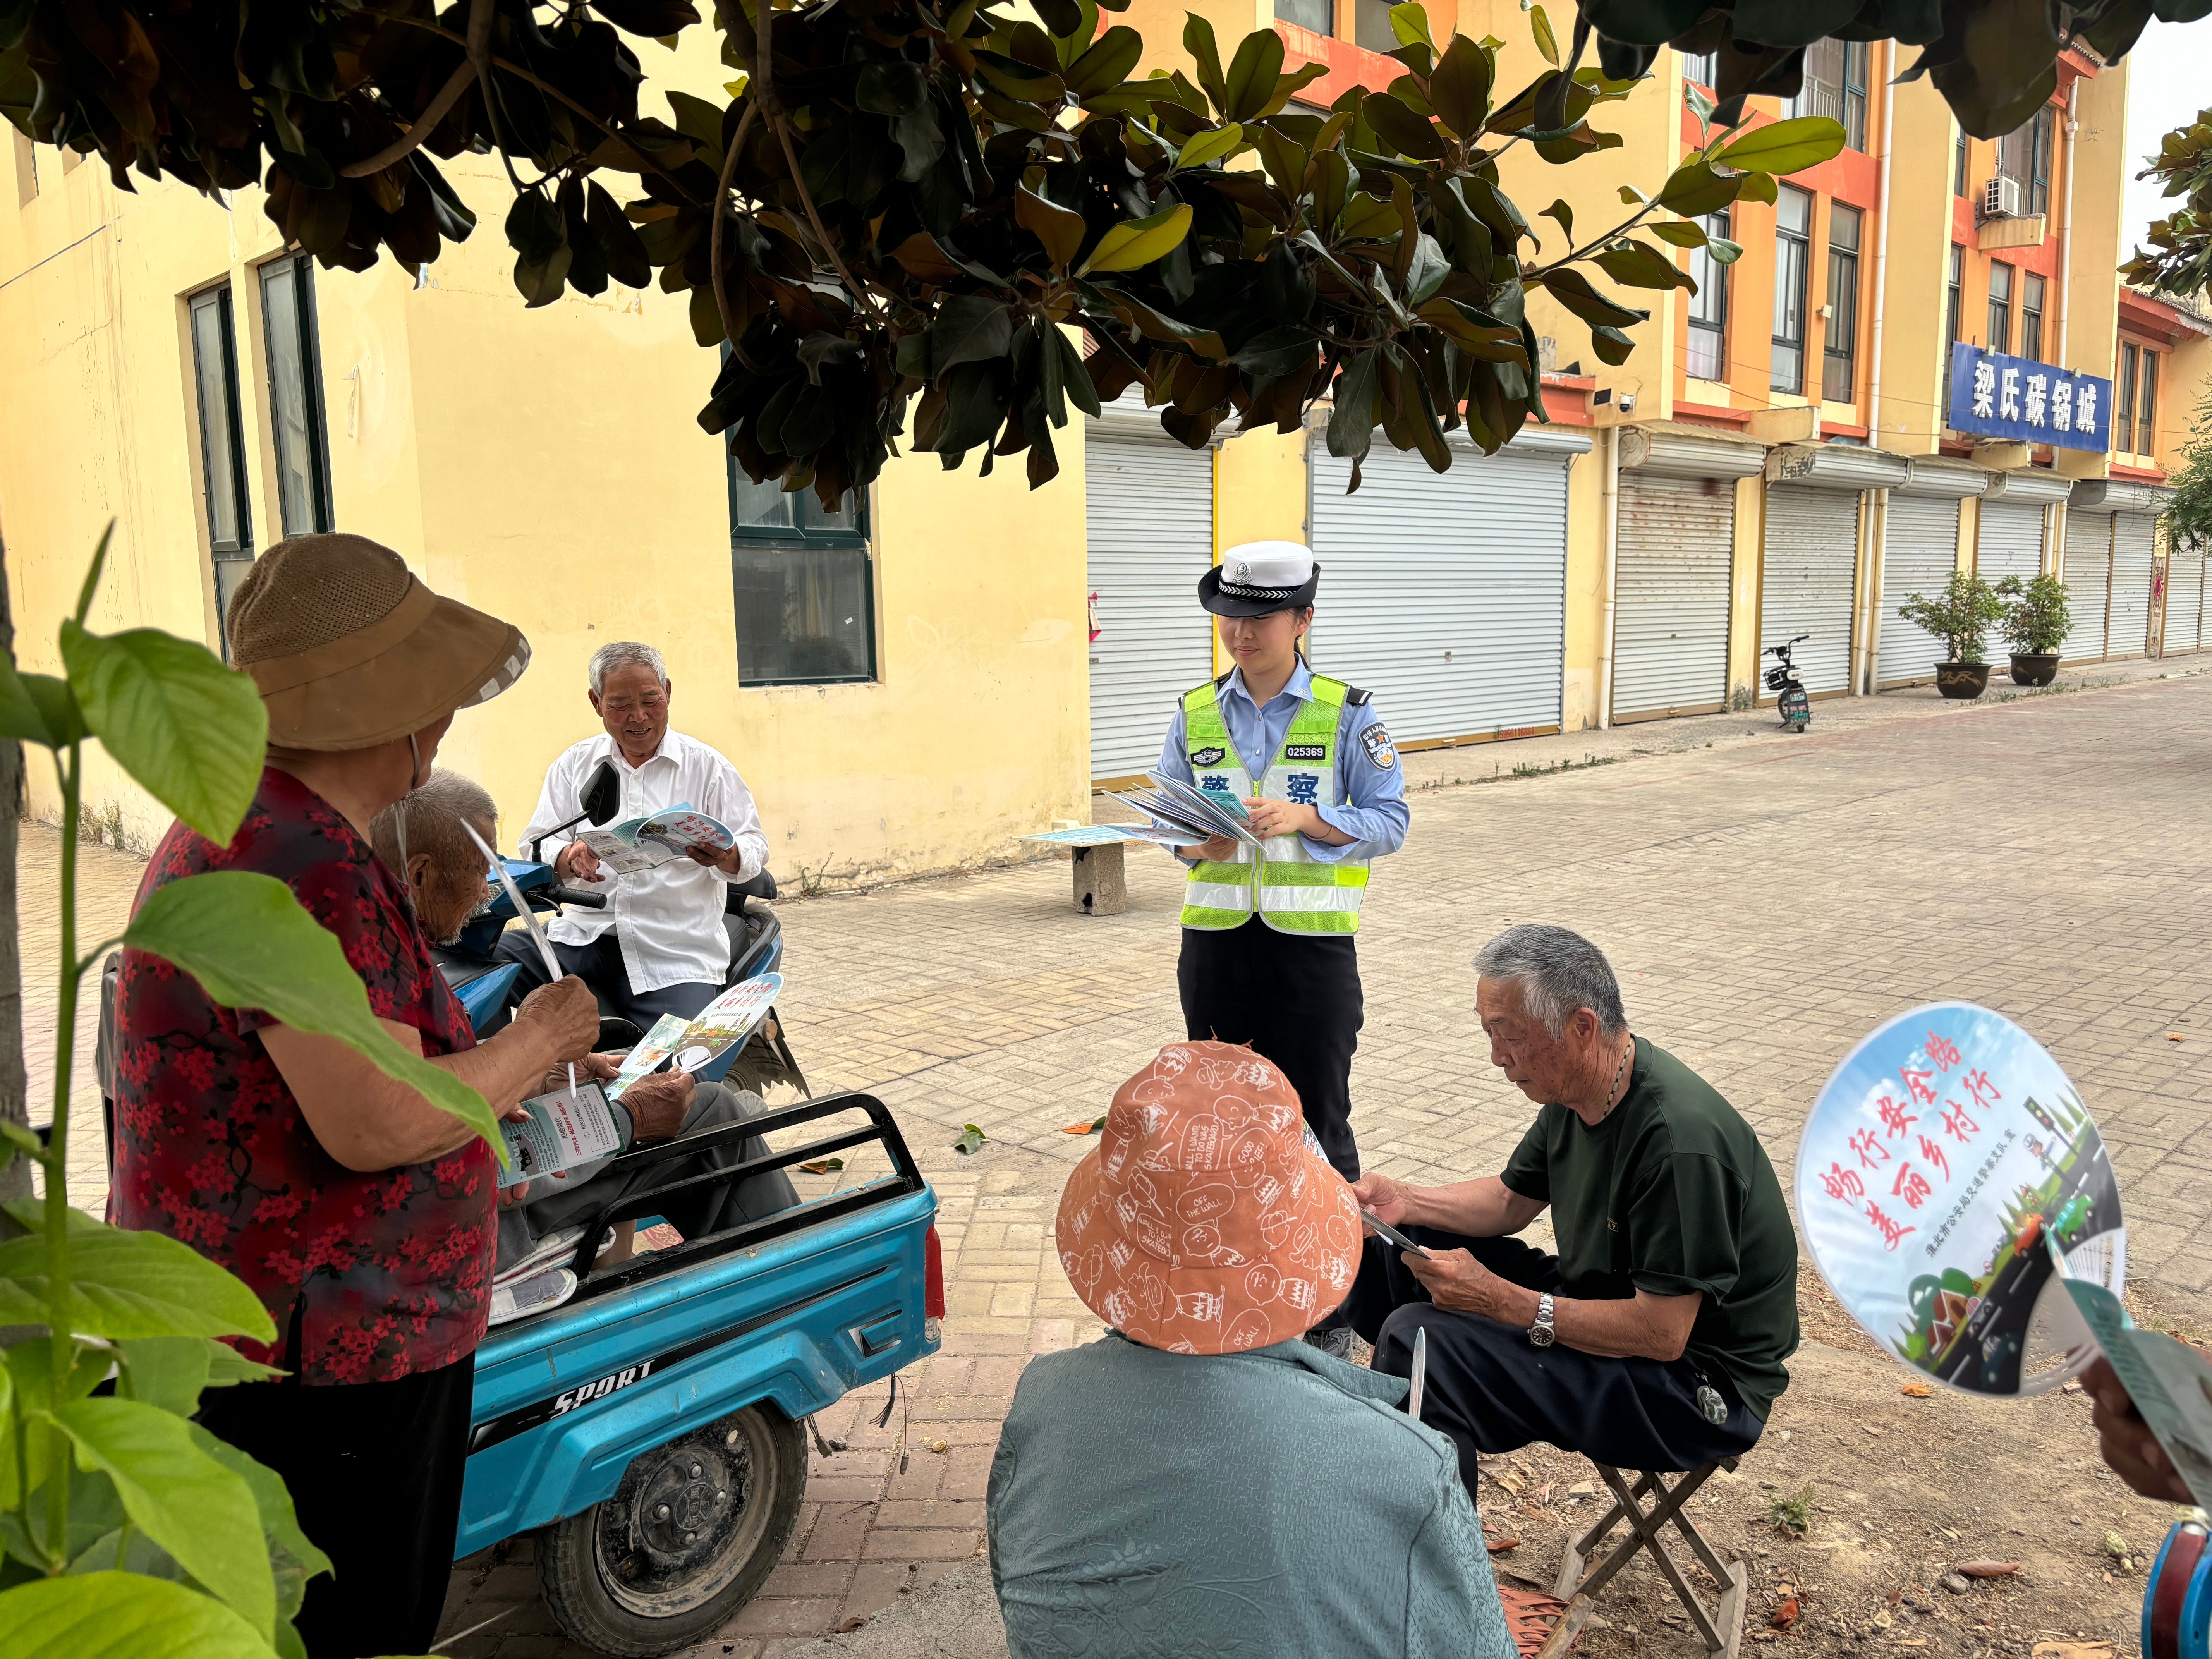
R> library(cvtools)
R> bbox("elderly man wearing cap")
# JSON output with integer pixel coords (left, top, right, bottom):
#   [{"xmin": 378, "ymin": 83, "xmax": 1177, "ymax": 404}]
[
  {"xmin": 987, "ymin": 1042, "xmax": 1515, "ymax": 1659},
  {"xmin": 111, "ymin": 535, "xmax": 601, "ymax": 1659},
  {"xmin": 1155, "ymin": 541, "xmax": 1407, "ymax": 1356}
]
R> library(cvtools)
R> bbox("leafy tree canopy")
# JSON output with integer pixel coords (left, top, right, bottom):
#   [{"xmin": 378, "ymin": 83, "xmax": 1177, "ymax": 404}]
[{"xmin": 0, "ymin": 1, "xmax": 2175, "ymax": 507}]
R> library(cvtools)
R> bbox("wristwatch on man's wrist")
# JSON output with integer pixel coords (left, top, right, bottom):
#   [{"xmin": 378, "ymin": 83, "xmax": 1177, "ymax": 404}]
[{"xmin": 1528, "ymin": 1293, "xmax": 1557, "ymax": 1348}]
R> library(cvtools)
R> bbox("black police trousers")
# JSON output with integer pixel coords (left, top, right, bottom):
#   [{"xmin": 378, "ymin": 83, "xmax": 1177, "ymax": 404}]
[{"xmin": 1176, "ymin": 916, "xmax": 1364, "ymax": 1180}]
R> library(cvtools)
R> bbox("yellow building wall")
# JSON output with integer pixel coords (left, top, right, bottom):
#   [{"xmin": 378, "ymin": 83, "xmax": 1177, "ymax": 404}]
[
  {"xmin": 0, "ymin": 36, "xmax": 1089, "ymax": 882},
  {"xmin": 1559, "ymin": 447, "xmax": 1605, "ymax": 730}
]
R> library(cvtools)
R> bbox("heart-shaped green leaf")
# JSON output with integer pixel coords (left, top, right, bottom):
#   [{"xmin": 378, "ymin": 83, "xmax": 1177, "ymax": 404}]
[
  {"xmin": 0, "ymin": 1571, "xmax": 281, "ymax": 1659},
  {"xmin": 0, "ymin": 1204, "xmax": 275, "ymax": 1341},
  {"xmin": 60, "ymin": 622, "xmax": 266, "ymax": 845},
  {"xmin": 49, "ymin": 1398, "xmax": 274, "ymax": 1637}
]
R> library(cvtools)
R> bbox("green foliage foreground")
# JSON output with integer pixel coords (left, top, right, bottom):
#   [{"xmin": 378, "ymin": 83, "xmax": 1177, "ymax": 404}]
[{"xmin": 0, "ymin": 532, "xmax": 498, "ymax": 1658}]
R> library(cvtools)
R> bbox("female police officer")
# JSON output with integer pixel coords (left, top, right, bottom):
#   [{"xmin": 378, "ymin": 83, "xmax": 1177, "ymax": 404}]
[{"xmin": 1153, "ymin": 541, "xmax": 1408, "ymax": 1345}]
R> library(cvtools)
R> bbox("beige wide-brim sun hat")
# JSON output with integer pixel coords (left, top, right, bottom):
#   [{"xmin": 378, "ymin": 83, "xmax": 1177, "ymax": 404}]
[{"xmin": 227, "ymin": 534, "xmax": 530, "ymax": 751}]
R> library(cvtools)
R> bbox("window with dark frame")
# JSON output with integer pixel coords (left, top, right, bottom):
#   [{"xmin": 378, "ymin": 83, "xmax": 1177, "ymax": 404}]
[
  {"xmin": 1353, "ymin": 0, "xmax": 1396, "ymax": 52},
  {"xmin": 1686, "ymin": 208, "xmax": 1729, "ymax": 382},
  {"xmin": 1943, "ymin": 244, "xmax": 1964, "ymax": 422},
  {"xmin": 1786, "ymin": 39, "xmax": 1848, "ymax": 129},
  {"xmin": 2117, "ymin": 342, "xmax": 2138, "ymax": 446},
  {"xmin": 187, "ymin": 285, "xmax": 254, "ymax": 657},
  {"xmin": 1954, "ymin": 131, "xmax": 1968, "ymax": 198},
  {"xmin": 1823, "ymin": 203, "xmax": 1861, "ymax": 403},
  {"xmin": 2020, "ymin": 272, "xmax": 2045, "ymax": 362},
  {"xmin": 728, "ymin": 460, "xmax": 877, "ymax": 687},
  {"xmin": 1997, "ymin": 105, "xmax": 2056, "ymax": 216},
  {"xmin": 1275, "ymin": 0, "xmax": 1330, "ymax": 34},
  {"xmin": 1986, "ymin": 261, "xmax": 2013, "ymax": 356},
  {"xmin": 1771, "ymin": 185, "xmax": 1811, "ymax": 396},
  {"xmin": 2114, "ymin": 340, "xmax": 2132, "ymax": 445},
  {"xmin": 1682, "ymin": 49, "xmax": 1717, "ymax": 88},
  {"xmin": 2140, "ymin": 349, "xmax": 2159, "ymax": 455},
  {"xmin": 259, "ymin": 254, "xmax": 335, "ymax": 538},
  {"xmin": 1841, "ymin": 41, "xmax": 1868, "ymax": 152}
]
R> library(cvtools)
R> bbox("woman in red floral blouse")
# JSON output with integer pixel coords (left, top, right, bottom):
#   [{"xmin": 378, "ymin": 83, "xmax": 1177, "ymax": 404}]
[{"xmin": 112, "ymin": 534, "xmax": 599, "ymax": 1659}]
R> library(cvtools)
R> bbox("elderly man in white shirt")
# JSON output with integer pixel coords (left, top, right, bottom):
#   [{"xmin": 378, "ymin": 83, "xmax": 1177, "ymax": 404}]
[{"xmin": 499, "ymin": 641, "xmax": 771, "ymax": 1028}]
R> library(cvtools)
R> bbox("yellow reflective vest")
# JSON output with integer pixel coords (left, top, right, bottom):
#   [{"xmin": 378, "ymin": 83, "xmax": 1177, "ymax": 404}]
[{"xmin": 1177, "ymin": 674, "xmax": 1371, "ymax": 935}]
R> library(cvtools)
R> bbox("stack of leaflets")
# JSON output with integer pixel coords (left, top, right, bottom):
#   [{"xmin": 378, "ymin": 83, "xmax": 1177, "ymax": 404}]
[
  {"xmin": 489, "ymin": 1224, "xmax": 588, "ymax": 1325},
  {"xmin": 1108, "ymin": 773, "xmax": 1262, "ymax": 852},
  {"xmin": 573, "ymin": 803, "xmax": 734, "ymax": 875},
  {"xmin": 605, "ymin": 973, "xmax": 783, "ymax": 1101},
  {"xmin": 1798, "ymin": 1001, "xmax": 2212, "ymax": 1509}
]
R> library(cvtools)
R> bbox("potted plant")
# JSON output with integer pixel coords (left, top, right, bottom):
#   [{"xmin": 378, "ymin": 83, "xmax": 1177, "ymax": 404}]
[
  {"xmin": 1994, "ymin": 573, "xmax": 2072, "ymax": 685},
  {"xmin": 1896, "ymin": 571, "xmax": 2007, "ymax": 699}
]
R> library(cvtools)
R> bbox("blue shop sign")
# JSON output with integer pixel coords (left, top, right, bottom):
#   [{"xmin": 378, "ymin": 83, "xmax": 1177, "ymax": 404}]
[{"xmin": 1947, "ymin": 343, "xmax": 2112, "ymax": 453}]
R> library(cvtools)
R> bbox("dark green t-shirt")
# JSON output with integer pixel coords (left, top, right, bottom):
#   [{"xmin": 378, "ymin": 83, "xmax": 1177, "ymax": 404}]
[{"xmin": 1500, "ymin": 1037, "xmax": 1800, "ymax": 1419}]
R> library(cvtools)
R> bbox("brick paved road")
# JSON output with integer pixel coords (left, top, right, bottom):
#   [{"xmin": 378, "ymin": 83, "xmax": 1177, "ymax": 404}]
[{"xmin": 24, "ymin": 661, "xmax": 2212, "ymax": 1657}]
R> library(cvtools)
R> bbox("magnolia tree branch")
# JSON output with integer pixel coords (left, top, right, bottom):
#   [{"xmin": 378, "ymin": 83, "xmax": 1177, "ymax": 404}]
[
  {"xmin": 711, "ymin": 98, "xmax": 764, "ymax": 368},
  {"xmin": 338, "ymin": 0, "xmax": 495, "ymax": 179}
]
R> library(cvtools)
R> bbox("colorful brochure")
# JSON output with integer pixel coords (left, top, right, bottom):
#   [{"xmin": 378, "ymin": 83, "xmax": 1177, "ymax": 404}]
[
  {"xmin": 574, "ymin": 802, "xmax": 735, "ymax": 874},
  {"xmin": 1797, "ymin": 1001, "xmax": 2123, "ymax": 1397},
  {"xmin": 605, "ymin": 974, "xmax": 783, "ymax": 1102},
  {"xmin": 498, "ymin": 1080, "xmax": 622, "ymax": 1189}
]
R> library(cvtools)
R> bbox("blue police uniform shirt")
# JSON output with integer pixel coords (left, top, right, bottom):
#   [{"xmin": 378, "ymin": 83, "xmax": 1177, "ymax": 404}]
[{"xmin": 1155, "ymin": 661, "xmax": 1408, "ymax": 865}]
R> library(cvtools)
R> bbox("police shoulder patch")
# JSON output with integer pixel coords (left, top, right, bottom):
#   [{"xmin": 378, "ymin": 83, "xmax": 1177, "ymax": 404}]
[
  {"xmin": 1360, "ymin": 724, "xmax": 1397, "ymax": 770},
  {"xmin": 1189, "ymin": 746, "xmax": 1225, "ymax": 767}
]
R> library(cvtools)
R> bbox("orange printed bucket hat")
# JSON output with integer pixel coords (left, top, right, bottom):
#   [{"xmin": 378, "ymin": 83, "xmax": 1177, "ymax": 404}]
[{"xmin": 1055, "ymin": 1041, "xmax": 1363, "ymax": 1355}]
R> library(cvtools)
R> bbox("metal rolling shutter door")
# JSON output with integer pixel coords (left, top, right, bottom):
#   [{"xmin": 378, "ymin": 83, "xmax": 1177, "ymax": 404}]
[
  {"xmin": 1085, "ymin": 428, "xmax": 1214, "ymax": 781},
  {"xmin": 1309, "ymin": 440, "xmax": 1568, "ymax": 744},
  {"xmin": 2061, "ymin": 514, "xmax": 2111, "ymax": 663},
  {"xmin": 1975, "ymin": 499, "xmax": 2044, "ymax": 584},
  {"xmin": 1611, "ymin": 472, "xmax": 1733, "ymax": 722},
  {"xmin": 2167, "ymin": 552, "xmax": 2205, "ymax": 654},
  {"xmin": 1878, "ymin": 494, "xmax": 1960, "ymax": 686},
  {"xmin": 1760, "ymin": 486, "xmax": 1858, "ymax": 696},
  {"xmin": 2106, "ymin": 513, "xmax": 2157, "ymax": 659}
]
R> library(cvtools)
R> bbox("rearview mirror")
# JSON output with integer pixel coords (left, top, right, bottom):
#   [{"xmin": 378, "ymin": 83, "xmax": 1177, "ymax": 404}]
[{"xmin": 581, "ymin": 760, "xmax": 620, "ymax": 826}]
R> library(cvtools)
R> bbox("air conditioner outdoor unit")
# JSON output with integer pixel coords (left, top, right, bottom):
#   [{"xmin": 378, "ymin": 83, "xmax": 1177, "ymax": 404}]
[{"xmin": 1983, "ymin": 175, "xmax": 2025, "ymax": 218}]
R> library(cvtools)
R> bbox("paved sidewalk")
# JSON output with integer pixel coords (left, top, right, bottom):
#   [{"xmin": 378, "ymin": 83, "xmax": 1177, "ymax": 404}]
[{"xmin": 23, "ymin": 650, "xmax": 2212, "ymax": 1658}]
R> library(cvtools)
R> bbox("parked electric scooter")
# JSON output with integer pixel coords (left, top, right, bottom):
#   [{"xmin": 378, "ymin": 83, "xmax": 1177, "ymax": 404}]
[
  {"xmin": 1764, "ymin": 634, "xmax": 1812, "ymax": 733},
  {"xmin": 434, "ymin": 758, "xmax": 805, "ymax": 1093}
]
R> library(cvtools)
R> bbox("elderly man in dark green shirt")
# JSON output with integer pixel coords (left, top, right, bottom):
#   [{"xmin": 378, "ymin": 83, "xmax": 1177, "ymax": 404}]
[{"xmin": 1348, "ymin": 924, "xmax": 1799, "ymax": 1501}]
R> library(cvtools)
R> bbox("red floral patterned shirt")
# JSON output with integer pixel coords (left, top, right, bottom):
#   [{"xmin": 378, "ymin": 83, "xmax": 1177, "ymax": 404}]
[{"xmin": 112, "ymin": 767, "xmax": 495, "ymax": 1384}]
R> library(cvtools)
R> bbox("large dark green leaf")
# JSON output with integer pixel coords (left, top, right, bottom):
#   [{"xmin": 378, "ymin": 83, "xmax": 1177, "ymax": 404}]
[
  {"xmin": 58, "ymin": 622, "xmax": 266, "ymax": 845},
  {"xmin": 1537, "ymin": 268, "xmax": 1648, "ymax": 329},
  {"xmin": 1182, "ymin": 13, "xmax": 1228, "ymax": 113},
  {"xmin": 1068, "ymin": 28, "xmax": 1144, "ymax": 98},
  {"xmin": 1592, "ymin": 239, "xmax": 1691, "ymax": 292},
  {"xmin": 1427, "ymin": 35, "xmax": 1494, "ymax": 139},
  {"xmin": 1224, "ymin": 29, "xmax": 1285, "ymax": 122},
  {"xmin": 1362, "ymin": 92, "xmax": 1444, "ymax": 161},
  {"xmin": 1713, "ymin": 115, "xmax": 1848, "ymax": 177},
  {"xmin": 123, "ymin": 872, "xmax": 503, "ymax": 1154},
  {"xmin": 1327, "ymin": 351, "xmax": 1381, "ymax": 461},
  {"xmin": 932, "ymin": 296, "xmax": 1015, "ymax": 373}
]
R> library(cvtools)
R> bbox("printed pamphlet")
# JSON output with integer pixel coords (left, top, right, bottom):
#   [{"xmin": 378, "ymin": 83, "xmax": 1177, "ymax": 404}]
[
  {"xmin": 605, "ymin": 974, "xmax": 783, "ymax": 1100},
  {"xmin": 499, "ymin": 1080, "xmax": 622, "ymax": 1189},
  {"xmin": 2049, "ymin": 1240, "xmax": 2212, "ymax": 1510},
  {"xmin": 606, "ymin": 1013, "xmax": 690, "ymax": 1101},
  {"xmin": 574, "ymin": 802, "xmax": 735, "ymax": 875},
  {"xmin": 1797, "ymin": 1001, "xmax": 2124, "ymax": 1397}
]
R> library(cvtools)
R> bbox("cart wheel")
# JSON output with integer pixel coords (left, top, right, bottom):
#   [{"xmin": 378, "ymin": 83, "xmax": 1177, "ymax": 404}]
[{"xmin": 538, "ymin": 1403, "xmax": 809, "ymax": 1657}]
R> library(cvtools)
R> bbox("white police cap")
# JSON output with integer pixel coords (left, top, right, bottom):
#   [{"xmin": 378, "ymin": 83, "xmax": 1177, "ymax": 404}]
[{"xmin": 1198, "ymin": 541, "xmax": 1321, "ymax": 617}]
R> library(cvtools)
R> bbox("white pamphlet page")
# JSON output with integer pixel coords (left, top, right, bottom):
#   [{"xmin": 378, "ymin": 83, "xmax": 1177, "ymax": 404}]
[{"xmin": 498, "ymin": 1081, "xmax": 622, "ymax": 1189}]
